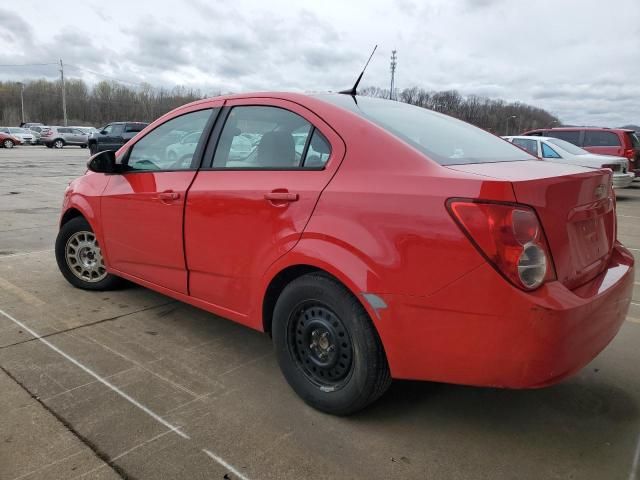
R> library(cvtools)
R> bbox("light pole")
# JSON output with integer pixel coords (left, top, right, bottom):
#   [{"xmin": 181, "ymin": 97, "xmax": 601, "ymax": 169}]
[
  {"xmin": 505, "ymin": 115, "xmax": 517, "ymax": 135},
  {"xmin": 18, "ymin": 82, "xmax": 25, "ymax": 125}
]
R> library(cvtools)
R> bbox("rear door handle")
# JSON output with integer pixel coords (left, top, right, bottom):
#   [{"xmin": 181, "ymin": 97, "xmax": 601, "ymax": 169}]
[
  {"xmin": 264, "ymin": 192, "xmax": 299, "ymax": 202},
  {"xmin": 155, "ymin": 190, "xmax": 180, "ymax": 201}
]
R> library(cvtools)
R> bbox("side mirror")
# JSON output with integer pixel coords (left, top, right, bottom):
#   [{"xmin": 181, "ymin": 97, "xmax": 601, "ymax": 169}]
[{"xmin": 87, "ymin": 150, "xmax": 117, "ymax": 174}]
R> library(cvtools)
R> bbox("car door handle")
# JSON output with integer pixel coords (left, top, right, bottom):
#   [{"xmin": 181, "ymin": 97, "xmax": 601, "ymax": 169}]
[
  {"xmin": 155, "ymin": 190, "xmax": 180, "ymax": 201},
  {"xmin": 264, "ymin": 192, "xmax": 299, "ymax": 202}
]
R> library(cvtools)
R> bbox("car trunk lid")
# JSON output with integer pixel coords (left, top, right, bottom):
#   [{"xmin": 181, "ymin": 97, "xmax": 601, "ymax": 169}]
[{"xmin": 448, "ymin": 160, "xmax": 615, "ymax": 289}]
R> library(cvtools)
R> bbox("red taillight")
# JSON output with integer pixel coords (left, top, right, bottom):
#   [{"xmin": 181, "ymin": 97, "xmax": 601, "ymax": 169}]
[
  {"xmin": 624, "ymin": 148, "xmax": 634, "ymax": 159},
  {"xmin": 447, "ymin": 200, "xmax": 556, "ymax": 291}
]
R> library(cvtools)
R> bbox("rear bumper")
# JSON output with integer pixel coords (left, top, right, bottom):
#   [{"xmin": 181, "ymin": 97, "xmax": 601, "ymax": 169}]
[
  {"xmin": 375, "ymin": 243, "xmax": 634, "ymax": 387},
  {"xmin": 613, "ymin": 173, "xmax": 635, "ymax": 188}
]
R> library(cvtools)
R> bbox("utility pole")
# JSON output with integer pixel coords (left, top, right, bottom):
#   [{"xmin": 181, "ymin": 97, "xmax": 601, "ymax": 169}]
[
  {"xmin": 60, "ymin": 58, "xmax": 68, "ymax": 126},
  {"xmin": 18, "ymin": 82, "xmax": 25, "ymax": 124},
  {"xmin": 390, "ymin": 50, "xmax": 397, "ymax": 101}
]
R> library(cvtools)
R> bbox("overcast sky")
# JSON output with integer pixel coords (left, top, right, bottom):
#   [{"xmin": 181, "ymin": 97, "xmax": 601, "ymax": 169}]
[{"xmin": 1, "ymin": 0, "xmax": 639, "ymax": 126}]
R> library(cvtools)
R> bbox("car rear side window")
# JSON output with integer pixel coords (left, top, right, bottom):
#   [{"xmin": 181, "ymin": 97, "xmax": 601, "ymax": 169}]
[
  {"xmin": 512, "ymin": 138, "xmax": 538, "ymax": 156},
  {"xmin": 546, "ymin": 130, "xmax": 580, "ymax": 145},
  {"xmin": 541, "ymin": 143, "xmax": 561, "ymax": 159},
  {"xmin": 316, "ymin": 95, "xmax": 534, "ymax": 165},
  {"xmin": 125, "ymin": 123, "xmax": 146, "ymax": 133},
  {"xmin": 124, "ymin": 109, "xmax": 213, "ymax": 172},
  {"xmin": 583, "ymin": 131, "xmax": 621, "ymax": 147},
  {"xmin": 213, "ymin": 106, "xmax": 328, "ymax": 169}
]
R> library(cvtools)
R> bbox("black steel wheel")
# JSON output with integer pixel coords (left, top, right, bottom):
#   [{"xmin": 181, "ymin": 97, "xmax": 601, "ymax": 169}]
[
  {"xmin": 289, "ymin": 303, "xmax": 354, "ymax": 389},
  {"xmin": 273, "ymin": 273, "xmax": 391, "ymax": 415}
]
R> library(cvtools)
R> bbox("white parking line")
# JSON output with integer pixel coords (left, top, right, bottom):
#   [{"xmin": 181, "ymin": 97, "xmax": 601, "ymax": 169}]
[
  {"xmin": 629, "ymin": 432, "xmax": 640, "ymax": 480},
  {"xmin": 203, "ymin": 449, "xmax": 251, "ymax": 480},
  {"xmin": 0, "ymin": 307, "xmax": 190, "ymax": 439},
  {"xmin": 0, "ymin": 307, "xmax": 253, "ymax": 479}
]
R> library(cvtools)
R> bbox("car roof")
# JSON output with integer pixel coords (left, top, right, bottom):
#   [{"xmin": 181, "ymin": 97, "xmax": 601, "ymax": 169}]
[{"xmin": 527, "ymin": 127, "xmax": 632, "ymax": 133}]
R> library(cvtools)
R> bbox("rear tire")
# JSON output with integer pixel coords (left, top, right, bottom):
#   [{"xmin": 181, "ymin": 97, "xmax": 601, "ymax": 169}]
[
  {"xmin": 53, "ymin": 139, "xmax": 65, "ymax": 149},
  {"xmin": 55, "ymin": 217, "xmax": 122, "ymax": 291},
  {"xmin": 81, "ymin": 144, "xmax": 87, "ymax": 149},
  {"xmin": 272, "ymin": 273, "xmax": 391, "ymax": 415},
  {"xmin": 3, "ymin": 139, "xmax": 14, "ymax": 148}
]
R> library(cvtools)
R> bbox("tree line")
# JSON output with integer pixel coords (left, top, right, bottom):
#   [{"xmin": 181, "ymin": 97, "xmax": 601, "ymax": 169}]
[
  {"xmin": 360, "ymin": 86, "xmax": 560, "ymax": 134},
  {"xmin": 0, "ymin": 79, "xmax": 206, "ymax": 127},
  {"xmin": 0, "ymin": 78, "xmax": 560, "ymax": 135}
]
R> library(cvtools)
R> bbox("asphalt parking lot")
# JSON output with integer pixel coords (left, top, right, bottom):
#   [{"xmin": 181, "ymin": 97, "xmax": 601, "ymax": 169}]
[{"xmin": 1, "ymin": 146, "xmax": 639, "ymax": 480}]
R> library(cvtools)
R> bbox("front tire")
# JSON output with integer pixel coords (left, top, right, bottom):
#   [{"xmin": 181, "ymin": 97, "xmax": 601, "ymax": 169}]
[
  {"xmin": 3, "ymin": 139, "xmax": 14, "ymax": 148},
  {"xmin": 272, "ymin": 273, "xmax": 391, "ymax": 415},
  {"xmin": 81, "ymin": 144, "xmax": 87, "ymax": 149},
  {"xmin": 55, "ymin": 217, "xmax": 122, "ymax": 290}
]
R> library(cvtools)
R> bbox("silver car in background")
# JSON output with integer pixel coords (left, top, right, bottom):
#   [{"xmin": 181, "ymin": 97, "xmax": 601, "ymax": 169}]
[
  {"xmin": 0, "ymin": 127, "xmax": 36, "ymax": 145},
  {"xmin": 41, "ymin": 127, "xmax": 89, "ymax": 149}
]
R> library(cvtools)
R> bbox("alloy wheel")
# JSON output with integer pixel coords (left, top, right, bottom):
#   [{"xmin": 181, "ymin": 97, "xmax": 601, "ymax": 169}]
[{"xmin": 65, "ymin": 231, "xmax": 107, "ymax": 283}]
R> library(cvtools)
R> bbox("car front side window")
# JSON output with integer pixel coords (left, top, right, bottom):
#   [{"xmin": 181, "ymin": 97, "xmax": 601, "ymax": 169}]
[{"xmin": 124, "ymin": 109, "xmax": 213, "ymax": 172}]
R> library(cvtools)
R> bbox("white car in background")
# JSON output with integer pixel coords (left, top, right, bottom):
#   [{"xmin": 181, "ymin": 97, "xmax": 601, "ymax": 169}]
[
  {"xmin": 504, "ymin": 136, "xmax": 635, "ymax": 189},
  {"xmin": 165, "ymin": 131, "xmax": 202, "ymax": 163},
  {"xmin": 0, "ymin": 127, "xmax": 36, "ymax": 145}
]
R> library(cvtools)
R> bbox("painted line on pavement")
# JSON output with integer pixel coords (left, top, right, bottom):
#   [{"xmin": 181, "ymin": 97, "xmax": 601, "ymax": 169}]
[
  {"xmin": 0, "ymin": 307, "xmax": 190, "ymax": 439},
  {"xmin": 0, "ymin": 307, "xmax": 254, "ymax": 479},
  {"xmin": 203, "ymin": 449, "xmax": 252, "ymax": 480},
  {"xmin": 629, "ymin": 432, "xmax": 640, "ymax": 480}
]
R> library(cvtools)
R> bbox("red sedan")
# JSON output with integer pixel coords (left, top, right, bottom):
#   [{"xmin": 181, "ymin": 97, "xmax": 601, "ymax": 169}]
[
  {"xmin": 1, "ymin": 132, "xmax": 21, "ymax": 148},
  {"xmin": 55, "ymin": 93, "xmax": 635, "ymax": 415}
]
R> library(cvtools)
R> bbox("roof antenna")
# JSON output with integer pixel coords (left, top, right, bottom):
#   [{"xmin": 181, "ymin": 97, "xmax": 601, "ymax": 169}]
[{"xmin": 339, "ymin": 45, "xmax": 377, "ymax": 96}]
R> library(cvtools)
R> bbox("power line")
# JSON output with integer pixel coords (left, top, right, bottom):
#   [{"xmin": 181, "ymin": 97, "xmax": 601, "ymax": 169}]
[
  {"xmin": 0, "ymin": 63, "xmax": 58, "ymax": 67},
  {"xmin": 65, "ymin": 64, "xmax": 146, "ymax": 87}
]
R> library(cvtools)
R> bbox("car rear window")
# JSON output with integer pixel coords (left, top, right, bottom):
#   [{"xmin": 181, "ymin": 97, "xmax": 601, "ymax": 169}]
[
  {"xmin": 316, "ymin": 95, "xmax": 534, "ymax": 165},
  {"xmin": 583, "ymin": 130, "xmax": 621, "ymax": 147}
]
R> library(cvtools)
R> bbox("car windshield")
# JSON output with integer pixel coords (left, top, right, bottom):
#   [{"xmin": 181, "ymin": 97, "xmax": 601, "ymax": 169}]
[
  {"xmin": 546, "ymin": 137, "xmax": 588, "ymax": 155},
  {"xmin": 9, "ymin": 128, "xmax": 28, "ymax": 134},
  {"xmin": 315, "ymin": 94, "xmax": 535, "ymax": 165}
]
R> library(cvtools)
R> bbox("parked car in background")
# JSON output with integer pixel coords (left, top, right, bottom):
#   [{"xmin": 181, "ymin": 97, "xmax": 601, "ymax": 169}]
[
  {"xmin": 41, "ymin": 127, "xmax": 89, "ymax": 149},
  {"xmin": 55, "ymin": 92, "xmax": 634, "ymax": 415},
  {"xmin": 0, "ymin": 127, "xmax": 36, "ymax": 145},
  {"xmin": 21, "ymin": 122, "xmax": 44, "ymax": 129},
  {"xmin": 522, "ymin": 127, "xmax": 640, "ymax": 177},
  {"xmin": 504, "ymin": 136, "xmax": 634, "ymax": 189},
  {"xmin": 88, "ymin": 122, "xmax": 148, "ymax": 154},
  {"xmin": 165, "ymin": 131, "xmax": 203, "ymax": 163},
  {"xmin": 28, "ymin": 125, "xmax": 49, "ymax": 144},
  {"xmin": 72, "ymin": 126, "xmax": 99, "ymax": 136},
  {"xmin": 0, "ymin": 131, "xmax": 22, "ymax": 148}
]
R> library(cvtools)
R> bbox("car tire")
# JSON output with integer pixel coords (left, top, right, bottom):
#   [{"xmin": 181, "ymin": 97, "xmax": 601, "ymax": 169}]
[
  {"xmin": 81, "ymin": 144, "xmax": 87, "ymax": 149},
  {"xmin": 272, "ymin": 273, "xmax": 391, "ymax": 415},
  {"xmin": 55, "ymin": 217, "xmax": 123, "ymax": 291},
  {"xmin": 53, "ymin": 139, "xmax": 65, "ymax": 149},
  {"xmin": 3, "ymin": 139, "xmax": 14, "ymax": 148},
  {"xmin": 89, "ymin": 143, "xmax": 97, "ymax": 155}
]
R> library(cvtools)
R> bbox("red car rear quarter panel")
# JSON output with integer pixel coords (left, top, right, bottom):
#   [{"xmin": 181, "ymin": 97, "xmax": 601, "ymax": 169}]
[{"xmin": 381, "ymin": 244, "xmax": 634, "ymax": 385}]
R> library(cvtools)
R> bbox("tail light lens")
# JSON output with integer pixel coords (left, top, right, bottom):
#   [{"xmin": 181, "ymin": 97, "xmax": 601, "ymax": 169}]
[
  {"xmin": 447, "ymin": 200, "xmax": 556, "ymax": 291},
  {"xmin": 624, "ymin": 148, "xmax": 635, "ymax": 159}
]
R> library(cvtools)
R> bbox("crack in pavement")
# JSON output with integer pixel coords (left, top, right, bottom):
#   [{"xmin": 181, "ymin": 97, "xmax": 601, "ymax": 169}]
[
  {"xmin": 0, "ymin": 301, "xmax": 177, "ymax": 351},
  {"xmin": 0, "ymin": 365, "xmax": 133, "ymax": 480}
]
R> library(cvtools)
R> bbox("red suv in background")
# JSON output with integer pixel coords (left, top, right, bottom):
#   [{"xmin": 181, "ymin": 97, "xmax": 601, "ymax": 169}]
[{"xmin": 522, "ymin": 127, "xmax": 640, "ymax": 176}]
